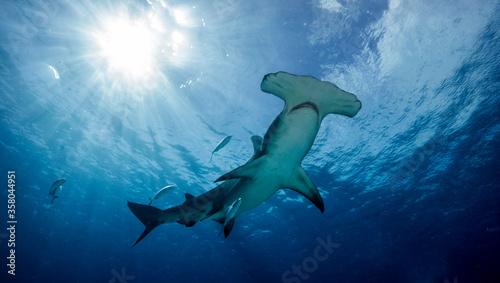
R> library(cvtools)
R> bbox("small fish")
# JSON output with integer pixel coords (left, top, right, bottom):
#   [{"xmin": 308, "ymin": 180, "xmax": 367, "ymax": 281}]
[
  {"xmin": 210, "ymin": 135, "xmax": 233, "ymax": 162},
  {"xmin": 148, "ymin": 185, "xmax": 175, "ymax": 206},
  {"xmin": 49, "ymin": 178, "xmax": 65, "ymax": 204}
]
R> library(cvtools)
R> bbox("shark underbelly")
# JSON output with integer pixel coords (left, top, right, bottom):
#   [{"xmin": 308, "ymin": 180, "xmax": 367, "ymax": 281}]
[
  {"xmin": 263, "ymin": 107, "xmax": 320, "ymax": 166},
  {"xmin": 210, "ymin": 107, "xmax": 322, "ymax": 221},
  {"xmin": 208, "ymin": 177, "xmax": 281, "ymax": 222}
]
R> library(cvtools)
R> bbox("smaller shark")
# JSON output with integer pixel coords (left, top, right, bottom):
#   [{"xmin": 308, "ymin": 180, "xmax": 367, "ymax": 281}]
[
  {"xmin": 127, "ymin": 72, "xmax": 361, "ymax": 246},
  {"xmin": 49, "ymin": 178, "xmax": 65, "ymax": 204}
]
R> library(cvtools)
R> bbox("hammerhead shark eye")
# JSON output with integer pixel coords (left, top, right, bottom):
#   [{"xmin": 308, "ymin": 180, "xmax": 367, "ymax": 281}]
[{"xmin": 290, "ymin": 102, "xmax": 319, "ymax": 116}]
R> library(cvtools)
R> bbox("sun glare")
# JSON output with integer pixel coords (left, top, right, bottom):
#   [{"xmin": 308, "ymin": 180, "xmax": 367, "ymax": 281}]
[
  {"xmin": 95, "ymin": 18, "xmax": 157, "ymax": 81},
  {"xmin": 91, "ymin": 5, "xmax": 194, "ymax": 86},
  {"xmin": 173, "ymin": 9, "xmax": 190, "ymax": 26}
]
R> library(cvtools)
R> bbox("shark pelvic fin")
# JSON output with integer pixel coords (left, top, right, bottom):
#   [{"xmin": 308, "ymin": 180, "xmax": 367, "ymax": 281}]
[
  {"xmin": 286, "ymin": 167, "xmax": 324, "ymax": 213},
  {"xmin": 184, "ymin": 193, "xmax": 195, "ymax": 202},
  {"xmin": 223, "ymin": 217, "xmax": 237, "ymax": 238},
  {"xmin": 214, "ymin": 158, "xmax": 265, "ymax": 183},
  {"xmin": 127, "ymin": 201, "xmax": 164, "ymax": 247},
  {"xmin": 177, "ymin": 219, "xmax": 196, "ymax": 227},
  {"xmin": 222, "ymin": 198, "xmax": 242, "ymax": 238}
]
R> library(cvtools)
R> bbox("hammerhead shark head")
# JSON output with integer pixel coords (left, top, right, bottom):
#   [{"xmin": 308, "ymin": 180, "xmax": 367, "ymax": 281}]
[{"xmin": 127, "ymin": 72, "xmax": 361, "ymax": 246}]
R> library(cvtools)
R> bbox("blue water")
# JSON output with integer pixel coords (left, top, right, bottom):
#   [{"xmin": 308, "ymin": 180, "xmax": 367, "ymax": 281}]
[{"xmin": 1, "ymin": 0, "xmax": 499, "ymax": 282}]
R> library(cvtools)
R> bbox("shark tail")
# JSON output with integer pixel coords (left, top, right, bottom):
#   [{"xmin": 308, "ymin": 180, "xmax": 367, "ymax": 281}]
[
  {"xmin": 51, "ymin": 195, "xmax": 58, "ymax": 204},
  {"xmin": 148, "ymin": 198, "xmax": 153, "ymax": 206},
  {"xmin": 127, "ymin": 201, "xmax": 165, "ymax": 247}
]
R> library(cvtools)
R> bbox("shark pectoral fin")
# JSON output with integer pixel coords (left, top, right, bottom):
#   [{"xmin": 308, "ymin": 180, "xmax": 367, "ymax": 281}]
[
  {"xmin": 184, "ymin": 193, "xmax": 195, "ymax": 202},
  {"xmin": 286, "ymin": 167, "xmax": 324, "ymax": 213},
  {"xmin": 214, "ymin": 158, "xmax": 265, "ymax": 183}
]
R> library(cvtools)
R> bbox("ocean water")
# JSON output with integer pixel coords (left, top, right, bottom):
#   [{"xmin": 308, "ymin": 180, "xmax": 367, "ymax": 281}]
[{"xmin": 0, "ymin": 0, "xmax": 499, "ymax": 282}]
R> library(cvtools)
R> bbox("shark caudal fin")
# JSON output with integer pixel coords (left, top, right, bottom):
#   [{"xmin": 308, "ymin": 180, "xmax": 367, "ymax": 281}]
[
  {"xmin": 51, "ymin": 195, "xmax": 58, "ymax": 204},
  {"xmin": 260, "ymin": 72, "xmax": 361, "ymax": 119},
  {"xmin": 127, "ymin": 201, "xmax": 164, "ymax": 247}
]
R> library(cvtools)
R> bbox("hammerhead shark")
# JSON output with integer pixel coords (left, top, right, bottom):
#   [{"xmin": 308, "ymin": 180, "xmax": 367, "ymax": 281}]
[{"xmin": 127, "ymin": 72, "xmax": 361, "ymax": 246}]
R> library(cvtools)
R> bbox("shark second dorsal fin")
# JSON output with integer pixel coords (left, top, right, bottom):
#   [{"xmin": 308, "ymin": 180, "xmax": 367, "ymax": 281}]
[
  {"xmin": 214, "ymin": 158, "xmax": 265, "ymax": 183},
  {"xmin": 286, "ymin": 166, "xmax": 324, "ymax": 213},
  {"xmin": 184, "ymin": 193, "xmax": 195, "ymax": 202}
]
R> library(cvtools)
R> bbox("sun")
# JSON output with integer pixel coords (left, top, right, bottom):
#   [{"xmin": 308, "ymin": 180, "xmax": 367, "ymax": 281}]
[{"xmin": 95, "ymin": 17, "xmax": 158, "ymax": 81}]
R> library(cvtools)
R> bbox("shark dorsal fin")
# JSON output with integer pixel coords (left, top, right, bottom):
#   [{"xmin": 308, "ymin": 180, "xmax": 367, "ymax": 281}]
[
  {"xmin": 184, "ymin": 193, "xmax": 195, "ymax": 202},
  {"xmin": 286, "ymin": 166, "xmax": 324, "ymax": 213}
]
